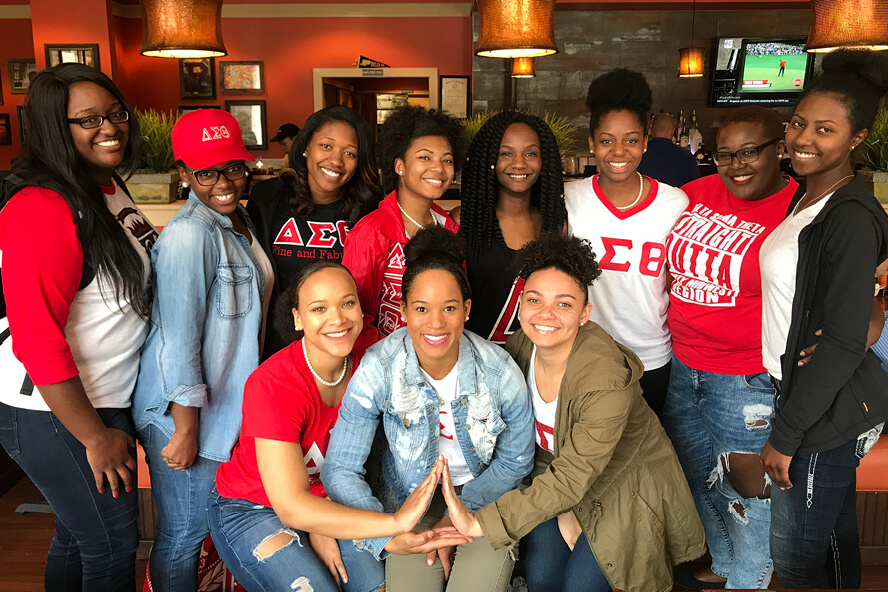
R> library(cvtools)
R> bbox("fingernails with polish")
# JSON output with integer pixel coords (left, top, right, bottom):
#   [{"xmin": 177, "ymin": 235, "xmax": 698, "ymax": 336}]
[
  {"xmin": 113, "ymin": 492, "xmax": 119, "ymax": 498},
  {"xmin": 126, "ymin": 487, "xmax": 132, "ymax": 493}
]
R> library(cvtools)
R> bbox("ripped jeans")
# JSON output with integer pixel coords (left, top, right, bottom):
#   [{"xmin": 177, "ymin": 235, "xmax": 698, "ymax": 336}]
[
  {"xmin": 662, "ymin": 357, "xmax": 774, "ymax": 589},
  {"xmin": 207, "ymin": 488, "xmax": 384, "ymax": 592}
]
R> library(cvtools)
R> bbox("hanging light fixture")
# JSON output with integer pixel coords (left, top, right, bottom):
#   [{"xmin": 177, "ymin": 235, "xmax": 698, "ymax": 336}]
[
  {"xmin": 511, "ymin": 57, "xmax": 536, "ymax": 78},
  {"xmin": 678, "ymin": 0, "xmax": 705, "ymax": 77},
  {"xmin": 805, "ymin": 0, "xmax": 888, "ymax": 52},
  {"xmin": 476, "ymin": 0, "xmax": 558, "ymax": 58},
  {"xmin": 140, "ymin": 0, "xmax": 227, "ymax": 59}
]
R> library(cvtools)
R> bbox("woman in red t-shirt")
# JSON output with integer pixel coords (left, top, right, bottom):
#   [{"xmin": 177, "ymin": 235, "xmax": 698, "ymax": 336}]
[
  {"xmin": 662, "ymin": 106, "xmax": 796, "ymax": 590},
  {"xmin": 208, "ymin": 260, "xmax": 453, "ymax": 592}
]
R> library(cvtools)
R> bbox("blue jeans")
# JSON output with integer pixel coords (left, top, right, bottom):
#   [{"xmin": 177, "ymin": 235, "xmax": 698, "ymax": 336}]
[
  {"xmin": 207, "ymin": 487, "xmax": 385, "ymax": 592},
  {"xmin": 662, "ymin": 357, "xmax": 774, "ymax": 588},
  {"xmin": 0, "ymin": 402, "xmax": 139, "ymax": 592},
  {"xmin": 770, "ymin": 438, "xmax": 861, "ymax": 589},
  {"xmin": 137, "ymin": 423, "xmax": 220, "ymax": 592},
  {"xmin": 521, "ymin": 517, "xmax": 610, "ymax": 592}
]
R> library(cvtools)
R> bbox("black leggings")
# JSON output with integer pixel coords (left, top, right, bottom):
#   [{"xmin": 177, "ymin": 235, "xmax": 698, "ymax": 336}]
[{"xmin": 639, "ymin": 360, "xmax": 672, "ymax": 418}]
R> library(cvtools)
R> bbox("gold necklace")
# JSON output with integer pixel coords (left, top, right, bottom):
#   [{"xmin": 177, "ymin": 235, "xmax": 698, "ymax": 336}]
[
  {"xmin": 614, "ymin": 172, "xmax": 645, "ymax": 211},
  {"xmin": 797, "ymin": 174, "xmax": 854, "ymax": 213}
]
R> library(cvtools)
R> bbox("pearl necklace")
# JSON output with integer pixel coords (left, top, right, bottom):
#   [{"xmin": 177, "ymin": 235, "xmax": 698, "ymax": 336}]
[
  {"xmin": 398, "ymin": 200, "xmax": 437, "ymax": 235},
  {"xmin": 302, "ymin": 340, "xmax": 348, "ymax": 387},
  {"xmin": 614, "ymin": 172, "xmax": 645, "ymax": 211}
]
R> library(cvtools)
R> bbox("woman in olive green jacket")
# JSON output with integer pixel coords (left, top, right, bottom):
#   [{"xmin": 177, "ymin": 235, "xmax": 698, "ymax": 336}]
[{"xmin": 442, "ymin": 233, "xmax": 705, "ymax": 592}]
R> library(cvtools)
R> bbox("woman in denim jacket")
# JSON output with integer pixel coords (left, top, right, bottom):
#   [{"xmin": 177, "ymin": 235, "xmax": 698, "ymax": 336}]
[
  {"xmin": 132, "ymin": 109, "xmax": 272, "ymax": 591},
  {"xmin": 323, "ymin": 226, "xmax": 534, "ymax": 592}
]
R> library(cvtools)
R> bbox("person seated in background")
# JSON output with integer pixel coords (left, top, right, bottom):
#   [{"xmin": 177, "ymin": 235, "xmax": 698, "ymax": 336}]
[
  {"xmin": 271, "ymin": 122, "xmax": 300, "ymax": 171},
  {"xmin": 637, "ymin": 112, "xmax": 701, "ymax": 188}
]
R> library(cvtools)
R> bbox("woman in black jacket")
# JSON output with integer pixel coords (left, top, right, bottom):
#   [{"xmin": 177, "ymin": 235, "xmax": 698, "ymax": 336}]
[{"xmin": 759, "ymin": 50, "xmax": 888, "ymax": 589}]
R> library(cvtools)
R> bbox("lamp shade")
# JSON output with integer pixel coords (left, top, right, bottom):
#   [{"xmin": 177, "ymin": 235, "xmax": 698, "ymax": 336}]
[
  {"xmin": 678, "ymin": 47, "xmax": 705, "ymax": 77},
  {"xmin": 511, "ymin": 57, "xmax": 536, "ymax": 78},
  {"xmin": 140, "ymin": 0, "xmax": 227, "ymax": 58},
  {"xmin": 476, "ymin": 0, "xmax": 558, "ymax": 58},
  {"xmin": 805, "ymin": 0, "xmax": 888, "ymax": 52}
]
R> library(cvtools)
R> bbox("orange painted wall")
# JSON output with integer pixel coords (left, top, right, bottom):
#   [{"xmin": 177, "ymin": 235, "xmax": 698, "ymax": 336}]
[
  {"xmin": 112, "ymin": 14, "xmax": 472, "ymax": 156},
  {"xmin": 0, "ymin": 16, "xmax": 34, "ymax": 168}
]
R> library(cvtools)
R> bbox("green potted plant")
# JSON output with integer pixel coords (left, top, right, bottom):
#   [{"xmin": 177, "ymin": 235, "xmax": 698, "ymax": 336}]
[
  {"xmin": 854, "ymin": 108, "xmax": 888, "ymax": 203},
  {"xmin": 463, "ymin": 109, "xmax": 578, "ymax": 159},
  {"xmin": 126, "ymin": 108, "xmax": 179, "ymax": 204}
]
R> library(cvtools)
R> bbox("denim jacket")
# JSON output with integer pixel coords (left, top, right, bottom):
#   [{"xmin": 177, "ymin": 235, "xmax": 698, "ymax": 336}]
[
  {"xmin": 322, "ymin": 328, "xmax": 534, "ymax": 559},
  {"xmin": 133, "ymin": 196, "xmax": 265, "ymax": 462}
]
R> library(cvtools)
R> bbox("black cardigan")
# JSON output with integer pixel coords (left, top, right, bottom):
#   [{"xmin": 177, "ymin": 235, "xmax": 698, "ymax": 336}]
[{"xmin": 770, "ymin": 177, "xmax": 888, "ymax": 456}]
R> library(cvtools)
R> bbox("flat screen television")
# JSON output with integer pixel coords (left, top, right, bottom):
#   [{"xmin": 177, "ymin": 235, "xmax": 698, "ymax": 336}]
[{"xmin": 710, "ymin": 37, "xmax": 816, "ymax": 107}]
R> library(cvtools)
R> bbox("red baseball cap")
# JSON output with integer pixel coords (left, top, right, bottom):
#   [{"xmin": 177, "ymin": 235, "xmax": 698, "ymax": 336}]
[{"xmin": 172, "ymin": 109, "xmax": 255, "ymax": 169}]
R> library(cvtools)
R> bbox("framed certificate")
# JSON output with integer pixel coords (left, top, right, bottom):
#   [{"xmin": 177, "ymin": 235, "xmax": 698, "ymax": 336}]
[{"xmin": 439, "ymin": 75, "xmax": 470, "ymax": 119}]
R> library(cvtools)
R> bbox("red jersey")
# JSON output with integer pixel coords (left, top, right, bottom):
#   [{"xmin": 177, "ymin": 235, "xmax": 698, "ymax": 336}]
[
  {"xmin": 215, "ymin": 332, "xmax": 375, "ymax": 506},
  {"xmin": 666, "ymin": 174, "xmax": 797, "ymax": 374}
]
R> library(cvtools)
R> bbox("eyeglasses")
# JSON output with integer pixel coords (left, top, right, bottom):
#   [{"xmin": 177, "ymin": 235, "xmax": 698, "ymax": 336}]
[
  {"xmin": 190, "ymin": 163, "xmax": 248, "ymax": 186},
  {"xmin": 67, "ymin": 111, "xmax": 130, "ymax": 130},
  {"xmin": 712, "ymin": 138, "xmax": 781, "ymax": 167}
]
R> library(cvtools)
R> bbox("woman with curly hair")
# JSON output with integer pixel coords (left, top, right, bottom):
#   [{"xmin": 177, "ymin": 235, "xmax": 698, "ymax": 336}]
[
  {"xmin": 452, "ymin": 111, "xmax": 566, "ymax": 344},
  {"xmin": 248, "ymin": 105, "xmax": 382, "ymax": 357},
  {"xmin": 343, "ymin": 105, "xmax": 465, "ymax": 337},
  {"xmin": 565, "ymin": 69, "xmax": 689, "ymax": 416},
  {"xmin": 759, "ymin": 50, "xmax": 888, "ymax": 588},
  {"xmin": 440, "ymin": 233, "xmax": 705, "ymax": 592}
]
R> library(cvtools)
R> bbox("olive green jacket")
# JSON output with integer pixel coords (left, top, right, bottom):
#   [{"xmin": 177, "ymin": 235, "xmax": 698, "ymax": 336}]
[{"xmin": 476, "ymin": 323, "xmax": 705, "ymax": 592}]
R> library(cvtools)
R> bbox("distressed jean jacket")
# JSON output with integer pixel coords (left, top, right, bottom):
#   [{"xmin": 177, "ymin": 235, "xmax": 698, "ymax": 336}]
[
  {"xmin": 133, "ymin": 197, "xmax": 265, "ymax": 462},
  {"xmin": 322, "ymin": 328, "xmax": 535, "ymax": 559}
]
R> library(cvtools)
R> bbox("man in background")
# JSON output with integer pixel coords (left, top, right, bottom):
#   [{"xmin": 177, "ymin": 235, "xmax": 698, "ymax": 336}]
[
  {"xmin": 270, "ymin": 122, "xmax": 300, "ymax": 170},
  {"xmin": 637, "ymin": 112, "xmax": 701, "ymax": 188}
]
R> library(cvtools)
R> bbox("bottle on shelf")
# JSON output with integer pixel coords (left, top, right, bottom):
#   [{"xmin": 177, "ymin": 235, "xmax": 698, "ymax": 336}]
[{"xmin": 688, "ymin": 110, "xmax": 703, "ymax": 155}]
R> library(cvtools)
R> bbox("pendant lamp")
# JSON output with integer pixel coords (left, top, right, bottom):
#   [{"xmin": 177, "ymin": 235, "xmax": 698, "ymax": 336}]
[
  {"xmin": 476, "ymin": 0, "xmax": 558, "ymax": 58},
  {"xmin": 511, "ymin": 57, "xmax": 536, "ymax": 78},
  {"xmin": 678, "ymin": 0, "xmax": 705, "ymax": 77},
  {"xmin": 805, "ymin": 0, "xmax": 888, "ymax": 52},
  {"xmin": 140, "ymin": 0, "xmax": 227, "ymax": 58}
]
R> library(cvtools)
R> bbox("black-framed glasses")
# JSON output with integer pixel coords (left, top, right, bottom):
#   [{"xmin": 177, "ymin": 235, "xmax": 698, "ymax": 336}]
[
  {"xmin": 67, "ymin": 110, "xmax": 129, "ymax": 130},
  {"xmin": 191, "ymin": 163, "xmax": 248, "ymax": 186},
  {"xmin": 712, "ymin": 138, "xmax": 781, "ymax": 167}
]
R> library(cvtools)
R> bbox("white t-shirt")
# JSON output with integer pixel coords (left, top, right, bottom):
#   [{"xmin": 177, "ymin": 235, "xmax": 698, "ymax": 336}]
[
  {"xmin": 421, "ymin": 365, "xmax": 473, "ymax": 486},
  {"xmin": 249, "ymin": 237, "xmax": 274, "ymax": 357},
  {"xmin": 760, "ymin": 193, "xmax": 833, "ymax": 379},
  {"xmin": 528, "ymin": 348, "xmax": 557, "ymax": 454},
  {"xmin": 565, "ymin": 176, "xmax": 689, "ymax": 369}
]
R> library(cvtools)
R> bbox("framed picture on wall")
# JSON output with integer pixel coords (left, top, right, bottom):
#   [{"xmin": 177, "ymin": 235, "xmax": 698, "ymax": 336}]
[
  {"xmin": 180, "ymin": 58, "xmax": 216, "ymax": 100},
  {"xmin": 220, "ymin": 61, "xmax": 265, "ymax": 94},
  {"xmin": 178, "ymin": 105, "xmax": 221, "ymax": 116},
  {"xmin": 225, "ymin": 100, "xmax": 266, "ymax": 150},
  {"xmin": 44, "ymin": 44, "xmax": 100, "ymax": 69},
  {"xmin": 8, "ymin": 59, "xmax": 37, "ymax": 94},
  {"xmin": 0, "ymin": 114, "xmax": 12, "ymax": 146},
  {"xmin": 440, "ymin": 75, "xmax": 470, "ymax": 119},
  {"xmin": 16, "ymin": 105, "xmax": 26, "ymax": 143}
]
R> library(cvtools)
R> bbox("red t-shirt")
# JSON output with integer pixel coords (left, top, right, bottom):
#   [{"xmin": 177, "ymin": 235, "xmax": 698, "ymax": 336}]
[
  {"xmin": 666, "ymin": 174, "xmax": 797, "ymax": 374},
  {"xmin": 215, "ymin": 332, "xmax": 374, "ymax": 506}
]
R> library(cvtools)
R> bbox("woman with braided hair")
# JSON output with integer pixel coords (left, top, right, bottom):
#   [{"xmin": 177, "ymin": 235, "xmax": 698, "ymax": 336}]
[{"xmin": 451, "ymin": 111, "xmax": 566, "ymax": 344}]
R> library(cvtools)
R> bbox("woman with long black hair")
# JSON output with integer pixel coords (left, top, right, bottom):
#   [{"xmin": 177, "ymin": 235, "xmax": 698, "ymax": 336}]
[
  {"xmin": 453, "ymin": 111, "xmax": 566, "ymax": 344},
  {"xmin": 0, "ymin": 64, "xmax": 157, "ymax": 591},
  {"xmin": 248, "ymin": 105, "xmax": 382, "ymax": 358}
]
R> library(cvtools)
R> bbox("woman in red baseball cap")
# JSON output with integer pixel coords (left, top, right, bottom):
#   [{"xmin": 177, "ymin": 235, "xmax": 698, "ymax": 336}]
[{"xmin": 132, "ymin": 109, "xmax": 274, "ymax": 591}]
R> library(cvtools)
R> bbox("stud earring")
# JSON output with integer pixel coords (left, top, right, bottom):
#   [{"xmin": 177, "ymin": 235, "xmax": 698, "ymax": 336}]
[
  {"xmin": 182, "ymin": 181, "xmax": 189, "ymax": 188},
  {"xmin": 303, "ymin": 151, "xmax": 307, "ymax": 157},
  {"xmin": 851, "ymin": 145, "xmax": 857, "ymax": 151},
  {"xmin": 491, "ymin": 164, "xmax": 495, "ymax": 170},
  {"xmin": 398, "ymin": 170, "xmax": 403, "ymax": 175},
  {"xmin": 465, "ymin": 316, "xmax": 469, "ymax": 322},
  {"xmin": 643, "ymin": 148, "xmax": 647, "ymax": 153}
]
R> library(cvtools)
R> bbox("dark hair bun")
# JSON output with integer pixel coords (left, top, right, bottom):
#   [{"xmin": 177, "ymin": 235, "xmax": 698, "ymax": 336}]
[
  {"xmin": 586, "ymin": 68, "xmax": 653, "ymax": 113},
  {"xmin": 404, "ymin": 225, "xmax": 465, "ymax": 266},
  {"xmin": 821, "ymin": 50, "xmax": 888, "ymax": 97}
]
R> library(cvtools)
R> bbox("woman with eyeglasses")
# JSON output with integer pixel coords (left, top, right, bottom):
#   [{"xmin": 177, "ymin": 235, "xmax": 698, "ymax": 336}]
[
  {"xmin": 0, "ymin": 64, "xmax": 156, "ymax": 590},
  {"xmin": 132, "ymin": 109, "xmax": 272, "ymax": 591},
  {"xmin": 661, "ymin": 106, "xmax": 798, "ymax": 590},
  {"xmin": 565, "ymin": 69, "xmax": 688, "ymax": 417}
]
